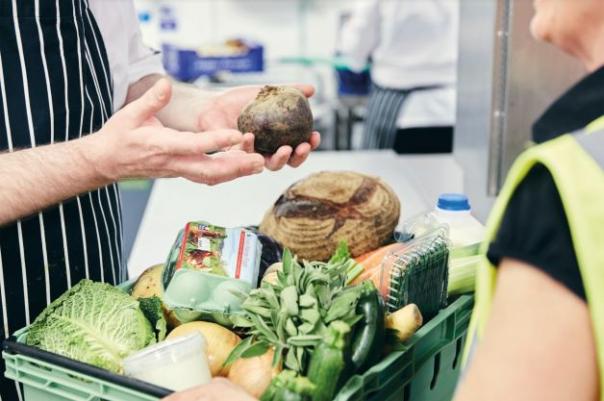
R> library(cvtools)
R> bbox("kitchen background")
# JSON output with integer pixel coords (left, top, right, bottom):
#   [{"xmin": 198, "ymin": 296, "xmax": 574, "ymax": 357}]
[{"xmin": 122, "ymin": 0, "xmax": 375, "ymax": 260}]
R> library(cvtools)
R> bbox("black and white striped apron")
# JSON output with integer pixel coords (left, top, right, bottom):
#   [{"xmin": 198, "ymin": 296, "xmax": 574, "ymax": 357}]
[
  {"xmin": 0, "ymin": 1, "xmax": 124, "ymax": 399},
  {"xmin": 362, "ymin": 83, "xmax": 441, "ymax": 149}
]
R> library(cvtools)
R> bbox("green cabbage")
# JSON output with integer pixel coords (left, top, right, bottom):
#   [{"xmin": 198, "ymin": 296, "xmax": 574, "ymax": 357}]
[{"xmin": 26, "ymin": 280, "xmax": 155, "ymax": 373}]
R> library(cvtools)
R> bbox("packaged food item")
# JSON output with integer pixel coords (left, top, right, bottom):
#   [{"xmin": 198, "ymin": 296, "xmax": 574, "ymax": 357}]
[
  {"xmin": 123, "ymin": 332, "xmax": 211, "ymax": 391},
  {"xmin": 398, "ymin": 196, "xmax": 485, "ymax": 297},
  {"xmin": 165, "ymin": 221, "xmax": 262, "ymax": 288},
  {"xmin": 431, "ymin": 193, "xmax": 485, "ymax": 249},
  {"xmin": 162, "ymin": 269, "xmax": 251, "ymax": 328},
  {"xmin": 372, "ymin": 227, "xmax": 449, "ymax": 320}
]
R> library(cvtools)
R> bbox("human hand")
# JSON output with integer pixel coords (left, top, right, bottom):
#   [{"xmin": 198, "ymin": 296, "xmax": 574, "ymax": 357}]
[
  {"xmin": 238, "ymin": 131, "xmax": 321, "ymax": 171},
  {"xmin": 197, "ymin": 84, "xmax": 321, "ymax": 170},
  {"xmin": 91, "ymin": 79, "xmax": 265, "ymax": 185},
  {"xmin": 161, "ymin": 378, "xmax": 257, "ymax": 401}
]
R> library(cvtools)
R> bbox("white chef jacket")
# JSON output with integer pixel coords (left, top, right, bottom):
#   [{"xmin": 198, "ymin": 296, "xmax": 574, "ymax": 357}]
[
  {"xmin": 338, "ymin": 0, "xmax": 459, "ymax": 128},
  {"xmin": 90, "ymin": 0, "xmax": 165, "ymax": 111}
]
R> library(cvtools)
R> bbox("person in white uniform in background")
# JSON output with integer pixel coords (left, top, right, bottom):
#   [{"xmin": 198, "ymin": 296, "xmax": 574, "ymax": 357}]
[{"xmin": 337, "ymin": 0, "xmax": 459, "ymax": 153}]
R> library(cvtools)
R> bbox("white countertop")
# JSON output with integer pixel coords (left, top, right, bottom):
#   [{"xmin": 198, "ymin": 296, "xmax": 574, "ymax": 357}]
[{"xmin": 127, "ymin": 151, "xmax": 462, "ymax": 278}]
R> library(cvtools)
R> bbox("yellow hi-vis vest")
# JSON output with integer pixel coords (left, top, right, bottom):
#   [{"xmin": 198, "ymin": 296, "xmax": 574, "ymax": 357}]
[{"xmin": 462, "ymin": 119, "xmax": 604, "ymax": 391}]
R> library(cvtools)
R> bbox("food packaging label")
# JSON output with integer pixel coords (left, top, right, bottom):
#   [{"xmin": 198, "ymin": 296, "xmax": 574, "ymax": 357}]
[{"xmin": 172, "ymin": 221, "xmax": 261, "ymax": 288}]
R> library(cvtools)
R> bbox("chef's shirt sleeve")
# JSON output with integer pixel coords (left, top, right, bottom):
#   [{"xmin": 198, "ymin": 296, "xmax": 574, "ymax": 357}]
[
  {"xmin": 124, "ymin": 1, "xmax": 165, "ymax": 85},
  {"xmin": 337, "ymin": 0, "xmax": 380, "ymax": 72}
]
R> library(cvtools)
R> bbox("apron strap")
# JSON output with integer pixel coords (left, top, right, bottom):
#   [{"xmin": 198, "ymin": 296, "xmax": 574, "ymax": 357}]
[{"xmin": 362, "ymin": 84, "xmax": 444, "ymax": 149}]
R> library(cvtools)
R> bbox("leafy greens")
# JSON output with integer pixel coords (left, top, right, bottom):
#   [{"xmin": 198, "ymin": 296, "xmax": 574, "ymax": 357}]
[
  {"xmin": 26, "ymin": 280, "xmax": 157, "ymax": 373},
  {"xmin": 226, "ymin": 245, "xmax": 364, "ymax": 374}
]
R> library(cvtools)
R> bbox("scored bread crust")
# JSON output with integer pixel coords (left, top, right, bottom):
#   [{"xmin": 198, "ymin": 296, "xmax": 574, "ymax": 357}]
[{"xmin": 259, "ymin": 171, "xmax": 401, "ymax": 261}]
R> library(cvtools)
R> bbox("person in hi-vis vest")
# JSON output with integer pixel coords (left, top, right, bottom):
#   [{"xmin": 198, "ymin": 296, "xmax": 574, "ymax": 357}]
[{"xmin": 454, "ymin": 1, "xmax": 604, "ymax": 401}]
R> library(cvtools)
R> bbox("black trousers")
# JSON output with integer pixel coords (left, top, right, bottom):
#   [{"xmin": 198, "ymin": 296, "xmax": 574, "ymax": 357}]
[{"xmin": 393, "ymin": 126, "xmax": 454, "ymax": 154}]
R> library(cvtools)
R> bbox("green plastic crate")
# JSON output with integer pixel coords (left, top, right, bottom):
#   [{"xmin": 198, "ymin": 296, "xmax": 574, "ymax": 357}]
[
  {"xmin": 3, "ymin": 295, "xmax": 472, "ymax": 401},
  {"xmin": 3, "ymin": 331, "xmax": 170, "ymax": 401},
  {"xmin": 334, "ymin": 295, "xmax": 473, "ymax": 401}
]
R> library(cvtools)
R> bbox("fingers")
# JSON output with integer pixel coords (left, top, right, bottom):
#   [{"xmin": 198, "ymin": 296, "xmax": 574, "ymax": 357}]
[
  {"xmin": 264, "ymin": 146, "xmax": 293, "ymax": 171},
  {"xmin": 150, "ymin": 128, "xmax": 244, "ymax": 156},
  {"xmin": 266, "ymin": 132, "xmax": 320, "ymax": 169},
  {"xmin": 169, "ymin": 150, "xmax": 265, "ymax": 186},
  {"xmin": 288, "ymin": 142, "xmax": 311, "ymax": 168},
  {"xmin": 309, "ymin": 131, "xmax": 321, "ymax": 150},
  {"xmin": 291, "ymin": 84, "xmax": 316, "ymax": 98},
  {"xmin": 240, "ymin": 133, "xmax": 255, "ymax": 153},
  {"xmin": 118, "ymin": 78, "xmax": 172, "ymax": 129}
]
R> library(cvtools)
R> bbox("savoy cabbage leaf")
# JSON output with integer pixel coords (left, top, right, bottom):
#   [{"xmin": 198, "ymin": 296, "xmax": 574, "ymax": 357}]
[{"xmin": 26, "ymin": 280, "xmax": 155, "ymax": 373}]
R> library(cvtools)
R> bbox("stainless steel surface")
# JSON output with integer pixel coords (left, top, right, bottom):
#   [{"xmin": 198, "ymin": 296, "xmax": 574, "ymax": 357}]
[
  {"xmin": 488, "ymin": 0, "xmax": 511, "ymax": 196},
  {"xmin": 499, "ymin": 1, "xmax": 583, "ymax": 181},
  {"xmin": 454, "ymin": 0, "xmax": 499, "ymax": 222},
  {"xmin": 455, "ymin": 0, "xmax": 585, "ymax": 222}
]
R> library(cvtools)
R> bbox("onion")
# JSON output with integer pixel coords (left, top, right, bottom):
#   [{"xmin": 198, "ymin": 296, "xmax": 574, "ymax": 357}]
[
  {"xmin": 167, "ymin": 322, "xmax": 241, "ymax": 376},
  {"xmin": 228, "ymin": 349, "xmax": 281, "ymax": 398}
]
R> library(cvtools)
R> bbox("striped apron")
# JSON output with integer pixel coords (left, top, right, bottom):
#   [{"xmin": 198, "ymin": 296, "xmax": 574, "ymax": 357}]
[
  {"xmin": 0, "ymin": 1, "xmax": 124, "ymax": 399},
  {"xmin": 362, "ymin": 83, "xmax": 441, "ymax": 149}
]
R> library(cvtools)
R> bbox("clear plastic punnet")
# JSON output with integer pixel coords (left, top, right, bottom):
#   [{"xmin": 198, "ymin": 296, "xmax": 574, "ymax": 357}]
[{"xmin": 372, "ymin": 214, "xmax": 450, "ymax": 320}]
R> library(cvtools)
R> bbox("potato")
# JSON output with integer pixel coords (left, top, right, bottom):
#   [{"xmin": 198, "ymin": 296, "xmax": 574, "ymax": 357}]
[
  {"xmin": 131, "ymin": 264, "xmax": 164, "ymax": 299},
  {"xmin": 237, "ymin": 86, "xmax": 313, "ymax": 154}
]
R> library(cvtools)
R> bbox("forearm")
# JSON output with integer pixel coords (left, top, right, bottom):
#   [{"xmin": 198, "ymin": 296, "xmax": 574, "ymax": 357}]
[
  {"xmin": 126, "ymin": 73, "xmax": 216, "ymax": 132},
  {"xmin": 0, "ymin": 135, "xmax": 111, "ymax": 225}
]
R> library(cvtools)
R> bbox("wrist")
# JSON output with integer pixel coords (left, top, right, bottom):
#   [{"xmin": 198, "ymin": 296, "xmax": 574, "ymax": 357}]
[
  {"xmin": 196, "ymin": 92, "xmax": 220, "ymax": 132},
  {"xmin": 77, "ymin": 133, "xmax": 120, "ymax": 184}
]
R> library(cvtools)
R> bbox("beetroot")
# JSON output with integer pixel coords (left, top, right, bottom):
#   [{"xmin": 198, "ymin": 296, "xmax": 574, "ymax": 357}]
[{"xmin": 237, "ymin": 86, "xmax": 313, "ymax": 154}]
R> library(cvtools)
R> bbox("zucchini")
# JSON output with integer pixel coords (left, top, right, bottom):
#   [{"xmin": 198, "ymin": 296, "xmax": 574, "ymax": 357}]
[
  {"xmin": 307, "ymin": 321, "xmax": 351, "ymax": 401},
  {"xmin": 350, "ymin": 282, "xmax": 385, "ymax": 373}
]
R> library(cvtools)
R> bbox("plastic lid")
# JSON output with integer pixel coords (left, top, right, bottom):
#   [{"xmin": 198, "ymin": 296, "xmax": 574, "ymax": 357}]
[
  {"xmin": 437, "ymin": 194, "xmax": 471, "ymax": 211},
  {"xmin": 123, "ymin": 332, "xmax": 206, "ymax": 375}
]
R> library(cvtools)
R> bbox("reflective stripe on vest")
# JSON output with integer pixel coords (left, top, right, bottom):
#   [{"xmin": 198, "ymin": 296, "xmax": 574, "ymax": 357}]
[
  {"xmin": 462, "ymin": 123, "xmax": 604, "ymax": 398},
  {"xmin": 577, "ymin": 132, "xmax": 604, "ymax": 167}
]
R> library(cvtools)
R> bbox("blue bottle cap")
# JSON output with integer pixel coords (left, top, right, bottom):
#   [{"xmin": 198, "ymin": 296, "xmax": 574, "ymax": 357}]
[{"xmin": 437, "ymin": 193, "xmax": 471, "ymax": 211}]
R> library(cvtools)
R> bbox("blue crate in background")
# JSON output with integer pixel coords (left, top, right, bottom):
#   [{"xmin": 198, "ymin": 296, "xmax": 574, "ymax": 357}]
[
  {"xmin": 162, "ymin": 41, "xmax": 264, "ymax": 82},
  {"xmin": 336, "ymin": 67, "xmax": 371, "ymax": 97}
]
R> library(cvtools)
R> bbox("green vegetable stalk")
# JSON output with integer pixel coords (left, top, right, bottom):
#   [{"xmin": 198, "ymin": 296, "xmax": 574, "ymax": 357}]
[
  {"xmin": 279, "ymin": 376, "xmax": 316, "ymax": 401},
  {"xmin": 262, "ymin": 371, "xmax": 314, "ymax": 401},
  {"xmin": 330, "ymin": 241, "xmax": 364, "ymax": 284},
  {"xmin": 447, "ymin": 255, "xmax": 481, "ymax": 295},
  {"xmin": 307, "ymin": 321, "xmax": 351, "ymax": 401}
]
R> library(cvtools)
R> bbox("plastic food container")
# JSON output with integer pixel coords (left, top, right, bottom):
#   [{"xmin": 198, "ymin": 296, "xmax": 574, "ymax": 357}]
[
  {"xmin": 123, "ymin": 332, "xmax": 211, "ymax": 392},
  {"xmin": 374, "ymin": 227, "xmax": 450, "ymax": 320},
  {"xmin": 431, "ymin": 194, "xmax": 484, "ymax": 249}
]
